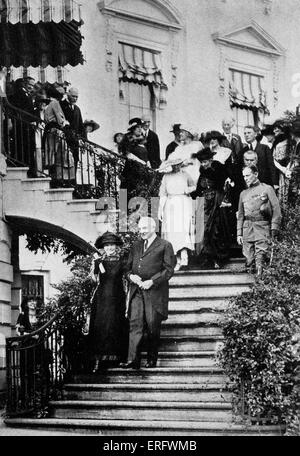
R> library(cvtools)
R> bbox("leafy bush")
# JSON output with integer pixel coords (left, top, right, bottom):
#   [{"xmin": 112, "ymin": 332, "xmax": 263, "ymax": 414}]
[{"xmin": 218, "ymin": 198, "xmax": 300, "ymax": 431}]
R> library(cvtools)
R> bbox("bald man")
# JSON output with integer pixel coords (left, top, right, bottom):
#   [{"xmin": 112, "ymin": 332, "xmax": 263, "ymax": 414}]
[
  {"xmin": 61, "ymin": 87, "xmax": 85, "ymax": 171},
  {"xmin": 122, "ymin": 217, "xmax": 176, "ymax": 369},
  {"xmin": 221, "ymin": 116, "xmax": 243, "ymax": 164}
]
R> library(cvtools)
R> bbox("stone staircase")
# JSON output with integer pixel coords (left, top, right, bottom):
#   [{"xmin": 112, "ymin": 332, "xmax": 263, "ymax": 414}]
[
  {"xmin": 3, "ymin": 168, "xmax": 109, "ymax": 246},
  {"xmin": 5, "ymin": 266, "xmax": 285, "ymax": 435}
]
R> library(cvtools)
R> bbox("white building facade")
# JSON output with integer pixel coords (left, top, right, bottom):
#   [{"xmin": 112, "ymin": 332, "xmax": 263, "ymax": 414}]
[{"xmin": 64, "ymin": 0, "xmax": 300, "ymax": 154}]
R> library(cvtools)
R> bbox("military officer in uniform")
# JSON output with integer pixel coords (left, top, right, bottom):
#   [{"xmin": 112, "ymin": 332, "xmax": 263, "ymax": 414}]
[
  {"xmin": 122, "ymin": 216, "xmax": 176, "ymax": 369},
  {"xmin": 237, "ymin": 165, "xmax": 281, "ymax": 276}
]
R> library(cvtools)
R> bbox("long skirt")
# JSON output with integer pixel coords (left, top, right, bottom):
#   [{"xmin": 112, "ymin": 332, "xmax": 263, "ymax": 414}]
[
  {"xmin": 197, "ymin": 190, "xmax": 231, "ymax": 264},
  {"xmin": 89, "ymin": 292, "xmax": 128, "ymax": 362},
  {"xmin": 161, "ymin": 195, "xmax": 194, "ymax": 254},
  {"xmin": 44, "ymin": 128, "xmax": 75, "ymax": 180}
]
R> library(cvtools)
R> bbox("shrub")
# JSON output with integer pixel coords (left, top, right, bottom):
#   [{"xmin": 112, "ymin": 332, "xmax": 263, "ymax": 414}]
[{"xmin": 218, "ymin": 198, "xmax": 300, "ymax": 431}]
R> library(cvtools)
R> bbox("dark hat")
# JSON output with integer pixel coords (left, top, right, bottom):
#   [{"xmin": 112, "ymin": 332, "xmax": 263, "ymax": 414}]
[
  {"xmin": 34, "ymin": 93, "xmax": 51, "ymax": 105},
  {"xmin": 193, "ymin": 147, "xmax": 215, "ymax": 162},
  {"xmin": 83, "ymin": 119, "xmax": 100, "ymax": 132},
  {"xmin": 204, "ymin": 131, "xmax": 226, "ymax": 143},
  {"xmin": 170, "ymin": 123, "xmax": 181, "ymax": 133},
  {"xmin": 272, "ymin": 120, "xmax": 290, "ymax": 134},
  {"xmin": 291, "ymin": 120, "xmax": 300, "ymax": 136},
  {"xmin": 261, "ymin": 124, "xmax": 274, "ymax": 136},
  {"xmin": 128, "ymin": 122, "xmax": 143, "ymax": 132},
  {"xmin": 95, "ymin": 232, "xmax": 123, "ymax": 249},
  {"xmin": 129, "ymin": 117, "xmax": 144, "ymax": 126}
]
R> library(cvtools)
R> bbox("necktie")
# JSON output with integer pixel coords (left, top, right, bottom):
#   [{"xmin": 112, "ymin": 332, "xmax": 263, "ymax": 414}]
[
  {"xmin": 249, "ymin": 143, "xmax": 253, "ymax": 151},
  {"xmin": 144, "ymin": 240, "xmax": 148, "ymax": 253}
]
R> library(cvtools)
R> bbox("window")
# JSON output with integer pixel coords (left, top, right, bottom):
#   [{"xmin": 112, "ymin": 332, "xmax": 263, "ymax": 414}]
[
  {"xmin": 118, "ymin": 42, "xmax": 167, "ymax": 131},
  {"xmin": 21, "ymin": 275, "xmax": 44, "ymax": 312},
  {"xmin": 232, "ymin": 107, "xmax": 257, "ymax": 136},
  {"xmin": 229, "ymin": 69, "xmax": 267, "ymax": 135},
  {"xmin": 119, "ymin": 80, "xmax": 155, "ymax": 128}
]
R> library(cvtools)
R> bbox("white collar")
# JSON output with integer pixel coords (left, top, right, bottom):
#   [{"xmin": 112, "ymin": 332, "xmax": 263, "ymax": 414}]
[
  {"xmin": 145, "ymin": 233, "xmax": 157, "ymax": 248},
  {"xmin": 252, "ymin": 140, "xmax": 257, "ymax": 149}
]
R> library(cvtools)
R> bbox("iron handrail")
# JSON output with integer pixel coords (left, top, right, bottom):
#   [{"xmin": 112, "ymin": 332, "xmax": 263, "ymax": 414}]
[{"xmin": 5, "ymin": 307, "xmax": 74, "ymax": 417}]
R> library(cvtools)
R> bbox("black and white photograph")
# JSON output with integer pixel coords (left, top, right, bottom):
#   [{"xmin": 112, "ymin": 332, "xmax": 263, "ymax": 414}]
[{"xmin": 0, "ymin": 0, "xmax": 299, "ymax": 441}]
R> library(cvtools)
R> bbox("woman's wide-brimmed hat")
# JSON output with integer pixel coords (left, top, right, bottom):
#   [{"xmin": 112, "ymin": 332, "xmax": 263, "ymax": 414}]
[
  {"xmin": 193, "ymin": 147, "xmax": 215, "ymax": 162},
  {"xmin": 35, "ymin": 93, "xmax": 51, "ymax": 105},
  {"xmin": 95, "ymin": 232, "xmax": 123, "ymax": 249},
  {"xmin": 261, "ymin": 124, "xmax": 274, "ymax": 136},
  {"xmin": 204, "ymin": 130, "xmax": 226, "ymax": 143},
  {"xmin": 272, "ymin": 119, "xmax": 290, "ymax": 134},
  {"xmin": 158, "ymin": 158, "xmax": 184, "ymax": 173},
  {"xmin": 84, "ymin": 119, "xmax": 100, "ymax": 132},
  {"xmin": 128, "ymin": 118, "xmax": 144, "ymax": 131},
  {"xmin": 291, "ymin": 120, "xmax": 300, "ymax": 136}
]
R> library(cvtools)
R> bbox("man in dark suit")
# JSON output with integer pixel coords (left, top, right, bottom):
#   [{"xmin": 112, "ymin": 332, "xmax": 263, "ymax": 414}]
[
  {"xmin": 220, "ymin": 117, "xmax": 244, "ymax": 212},
  {"xmin": 243, "ymin": 125, "xmax": 278, "ymax": 188},
  {"xmin": 165, "ymin": 123, "xmax": 181, "ymax": 159},
  {"xmin": 141, "ymin": 115, "xmax": 161, "ymax": 169},
  {"xmin": 9, "ymin": 77, "xmax": 37, "ymax": 176},
  {"xmin": 60, "ymin": 87, "xmax": 85, "ymax": 171},
  {"xmin": 123, "ymin": 216, "xmax": 176, "ymax": 369},
  {"xmin": 221, "ymin": 117, "xmax": 243, "ymax": 163}
]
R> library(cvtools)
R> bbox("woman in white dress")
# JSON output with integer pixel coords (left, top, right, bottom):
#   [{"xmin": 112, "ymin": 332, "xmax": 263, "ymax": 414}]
[
  {"xmin": 158, "ymin": 158, "xmax": 196, "ymax": 270},
  {"xmin": 76, "ymin": 119, "xmax": 100, "ymax": 185},
  {"xmin": 167, "ymin": 125, "xmax": 203, "ymax": 186}
]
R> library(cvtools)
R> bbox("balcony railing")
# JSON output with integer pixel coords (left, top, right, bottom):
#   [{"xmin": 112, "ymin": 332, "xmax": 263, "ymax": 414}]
[{"xmin": 1, "ymin": 97, "xmax": 159, "ymax": 201}]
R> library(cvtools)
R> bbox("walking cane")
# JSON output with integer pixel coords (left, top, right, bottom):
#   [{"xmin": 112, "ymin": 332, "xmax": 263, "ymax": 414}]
[{"xmin": 269, "ymin": 240, "xmax": 275, "ymax": 267}]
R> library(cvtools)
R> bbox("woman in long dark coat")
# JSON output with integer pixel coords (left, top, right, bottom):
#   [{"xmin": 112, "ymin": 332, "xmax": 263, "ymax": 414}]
[
  {"xmin": 89, "ymin": 232, "xmax": 128, "ymax": 371},
  {"xmin": 191, "ymin": 147, "xmax": 231, "ymax": 268},
  {"xmin": 119, "ymin": 121, "xmax": 152, "ymax": 200}
]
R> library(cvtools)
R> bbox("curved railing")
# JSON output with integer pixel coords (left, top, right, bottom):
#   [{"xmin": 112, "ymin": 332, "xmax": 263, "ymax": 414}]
[
  {"xmin": 1, "ymin": 97, "xmax": 160, "ymax": 200},
  {"xmin": 6, "ymin": 310, "xmax": 69, "ymax": 417}
]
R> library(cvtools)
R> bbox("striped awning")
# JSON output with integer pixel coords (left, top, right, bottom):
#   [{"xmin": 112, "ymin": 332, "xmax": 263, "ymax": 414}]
[
  {"xmin": 119, "ymin": 42, "xmax": 167, "ymax": 106},
  {"xmin": 0, "ymin": 0, "xmax": 83, "ymax": 68},
  {"xmin": 9, "ymin": 64, "xmax": 72, "ymax": 83},
  {"xmin": 119, "ymin": 42, "xmax": 166, "ymax": 87},
  {"xmin": 0, "ymin": 0, "xmax": 82, "ymax": 24},
  {"xmin": 229, "ymin": 69, "xmax": 268, "ymax": 112}
]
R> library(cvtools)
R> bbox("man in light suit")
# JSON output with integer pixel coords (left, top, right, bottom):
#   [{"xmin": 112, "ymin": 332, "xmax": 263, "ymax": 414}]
[
  {"xmin": 60, "ymin": 87, "xmax": 85, "ymax": 171},
  {"xmin": 122, "ymin": 216, "xmax": 176, "ymax": 369},
  {"xmin": 141, "ymin": 115, "xmax": 161, "ymax": 169}
]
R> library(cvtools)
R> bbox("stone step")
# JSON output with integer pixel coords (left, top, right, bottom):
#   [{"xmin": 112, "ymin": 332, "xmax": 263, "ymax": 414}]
[
  {"xmin": 170, "ymin": 272, "xmax": 253, "ymax": 286},
  {"xmin": 4, "ymin": 418, "xmax": 284, "ymax": 436},
  {"xmin": 169, "ymin": 285, "xmax": 251, "ymax": 299},
  {"xmin": 44, "ymin": 188, "xmax": 74, "ymax": 202},
  {"xmin": 159, "ymin": 336, "xmax": 224, "ymax": 352},
  {"xmin": 140, "ymin": 351, "xmax": 216, "ymax": 367},
  {"xmin": 6, "ymin": 167, "xmax": 29, "ymax": 180},
  {"xmin": 169, "ymin": 298, "xmax": 228, "ymax": 312},
  {"xmin": 166, "ymin": 312, "xmax": 223, "ymax": 325},
  {"xmin": 161, "ymin": 322, "xmax": 223, "ymax": 337},
  {"xmin": 226, "ymin": 258, "xmax": 245, "ymax": 271},
  {"xmin": 21, "ymin": 177, "xmax": 52, "ymax": 191},
  {"xmin": 49, "ymin": 400, "xmax": 233, "ymax": 422},
  {"xmin": 66, "ymin": 200, "xmax": 97, "ymax": 213},
  {"xmin": 63, "ymin": 383, "xmax": 232, "ymax": 403},
  {"xmin": 73, "ymin": 367, "xmax": 227, "ymax": 385}
]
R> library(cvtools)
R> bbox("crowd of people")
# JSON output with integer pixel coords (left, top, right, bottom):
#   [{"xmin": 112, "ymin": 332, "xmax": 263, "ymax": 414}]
[
  {"xmin": 4, "ymin": 76, "xmax": 101, "ymax": 182},
  {"xmin": 154, "ymin": 116, "xmax": 300, "ymax": 273}
]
